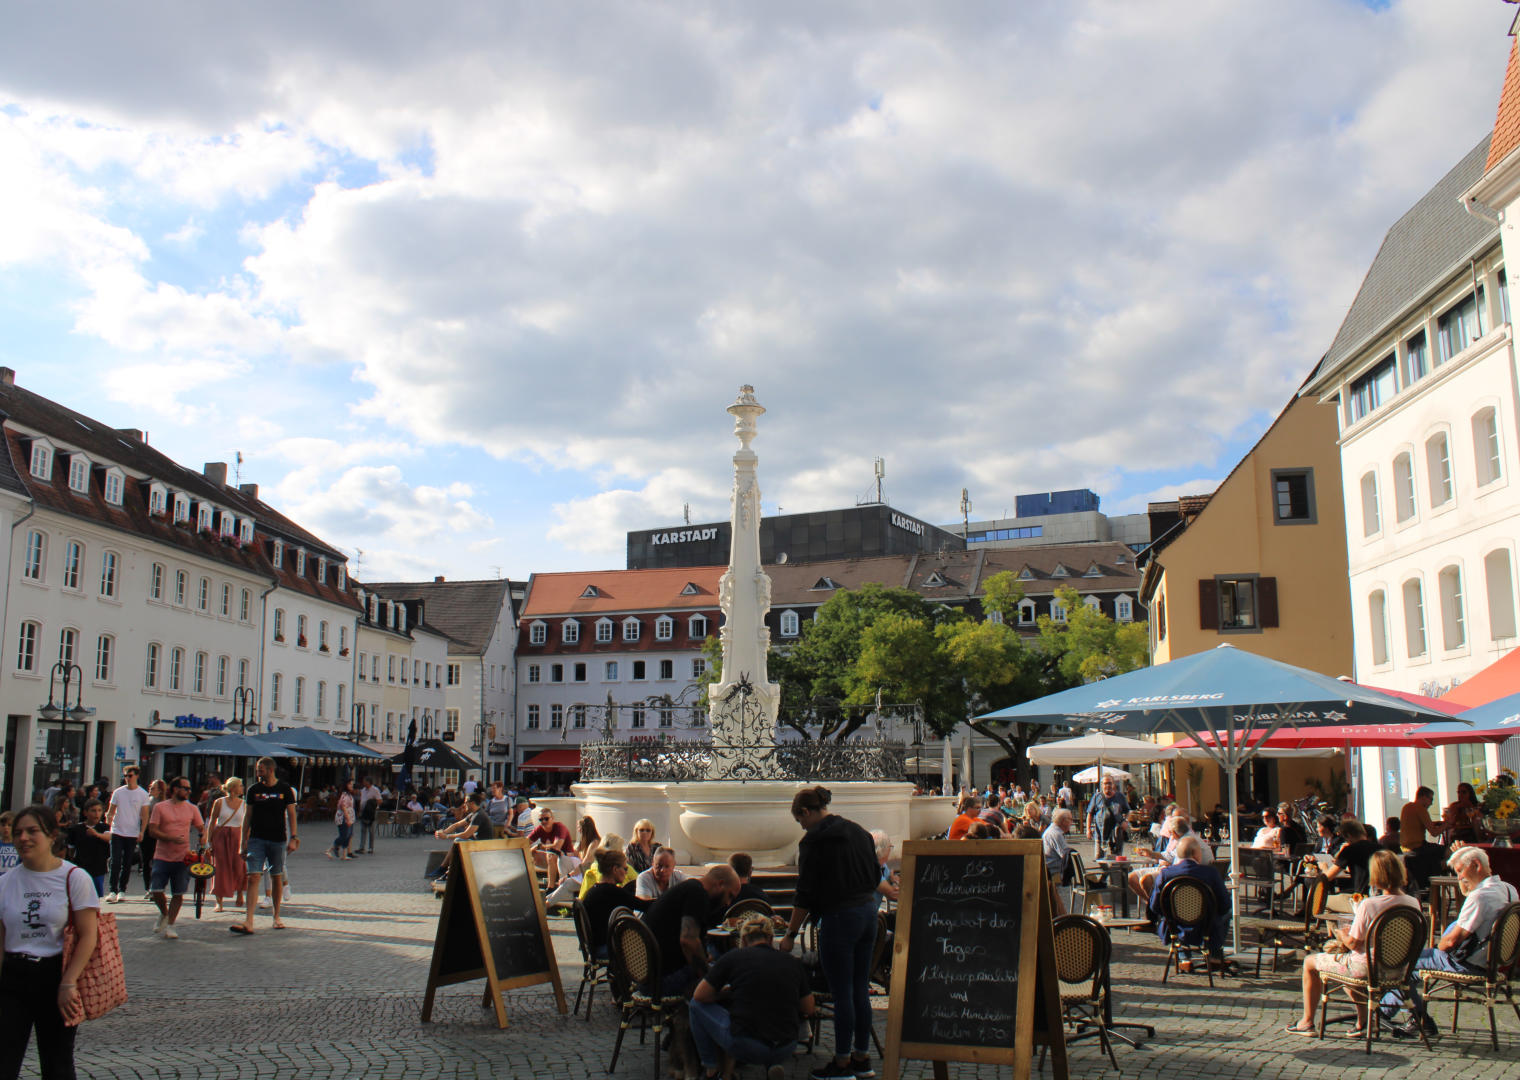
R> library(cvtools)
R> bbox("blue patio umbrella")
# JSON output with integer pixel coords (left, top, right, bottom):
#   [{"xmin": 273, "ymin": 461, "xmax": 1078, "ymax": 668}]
[
  {"xmin": 175, "ymin": 732, "xmax": 306, "ymax": 759},
  {"xmin": 1409, "ymin": 692, "xmax": 1520, "ymax": 747},
  {"xmin": 978, "ymin": 644, "xmax": 1460, "ymax": 953},
  {"xmin": 265, "ymin": 727, "xmax": 386, "ymax": 758}
]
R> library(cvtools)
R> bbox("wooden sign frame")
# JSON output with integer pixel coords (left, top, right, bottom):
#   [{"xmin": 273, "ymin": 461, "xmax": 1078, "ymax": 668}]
[
  {"xmin": 882, "ymin": 839, "xmax": 1067, "ymax": 1080},
  {"xmin": 421, "ymin": 837, "xmax": 568, "ymax": 1029}
]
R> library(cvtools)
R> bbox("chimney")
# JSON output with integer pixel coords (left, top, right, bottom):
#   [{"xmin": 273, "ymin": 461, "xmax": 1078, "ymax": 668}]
[
  {"xmin": 0, "ymin": 367, "xmax": 14, "ymax": 387},
  {"xmin": 434, "ymin": 575, "xmax": 446, "ymax": 583},
  {"xmin": 203, "ymin": 462, "xmax": 228, "ymax": 486},
  {"xmin": 116, "ymin": 428, "xmax": 144, "ymax": 442},
  {"xmin": 239, "ymin": 482, "xmax": 259, "ymax": 500}
]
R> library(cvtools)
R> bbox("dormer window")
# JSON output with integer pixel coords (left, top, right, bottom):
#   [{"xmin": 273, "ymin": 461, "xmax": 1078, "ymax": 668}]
[
  {"xmin": 272, "ymin": 539, "xmax": 284, "ymax": 569},
  {"xmin": 336, "ymin": 565, "xmax": 347, "ymax": 590},
  {"xmin": 810, "ymin": 576, "xmax": 840, "ymax": 591},
  {"xmin": 1051, "ymin": 564, "xmax": 1070, "ymax": 578},
  {"xmin": 655, "ymin": 615, "xmax": 674, "ymax": 641},
  {"xmin": 680, "ymin": 582, "xmax": 701, "ymax": 596},
  {"xmin": 1084, "ymin": 595, "xmax": 1102, "ymax": 611},
  {"xmin": 580, "ymin": 585, "xmax": 600, "ymax": 599},
  {"xmin": 317, "ymin": 556, "xmax": 328, "ymax": 584},
  {"xmin": 689, "ymin": 614, "xmax": 709, "ymax": 639},
  {"xmin": 925, "ymin": 571, "xmax": 950, "ymax": 588},
  {"xmin": 563, "ymin": 620, "xmax": 580, "ymax": 643},
  {"xmin": 1115, "ymin": 595, "xmax": 1134, "ymax": 622},
  {"xmin": 1018, "ymin": 599, "xmax": 1036, "ymax": 625},
  {"xmin": 29, "ymin": 440, "xmax": 54, "ymax": 480},
  {"xmin": 622, "ymin": 617, "xmax": 641, "ymax": 642},
  {"xmin": 67, "ymin": 455, "xmax": 90, "ymax": 494},
  {"xmin": 239, "ymin": 519, "xmax": 254, "ymax": 544},
  {"xmin": 529, "ymin": 620, "xmax": 547, "ymax": 645},
  {"xmin": 173, "ymin": 494, "xmax": 190, "ymax": 523},
  {"xmin": 596, "ymin": 618, "xmax": 613, "ymax": 643},
  {"xmin": 103, "ymin": 469, "xmax": 124, "ymax": 506},
  {"xmin": 149, "ymin": 483, "xmax": 168, "ymax": 516},
  {"xmin": 197, "ymin": 503, "xmax": 212, "ymax": 531},
  {"xmin": 295, "ymin": 549, "xmax": 306, "ymax": 577},
  {"xmin": 1018, "ymin": 567, "xmax": 1036, "ymax": 580},
  {"xmin": 397, "ymin": 604, "xmax": 407, "ymax": 633},
  {"xmin": 780, "ymin": 610, "xmax": 800, "ymax": 637},
  {"xmin": 1084, "ymin": 563, "xmax": 1103, "ymax": 578},
  {"xmin": 219, "ymin": 510, "xmax": 235, "ymax": 536}
]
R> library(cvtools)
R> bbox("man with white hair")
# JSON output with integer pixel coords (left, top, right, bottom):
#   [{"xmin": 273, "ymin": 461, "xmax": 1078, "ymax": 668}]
[
  {"xmin": 1042, "ymin": 809, "xmax": 1075, "ymax": 882},
  {"xmin": 1147, "ymin": 835, "xmax": 1232, "ymax": 967},
  {"xmin": 1127, "ymin": 813, "xmax": 1211, "ymax": 912},
  {"xmin": 1381, "ymin": 845, "xmax": 1519, "ymax": 1038}
]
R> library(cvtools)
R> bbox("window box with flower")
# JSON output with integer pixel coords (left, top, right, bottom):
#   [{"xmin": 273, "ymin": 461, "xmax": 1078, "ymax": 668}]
[{"xmin": 297, "ymin": 635, "xmax": 308, "ymax": 648}]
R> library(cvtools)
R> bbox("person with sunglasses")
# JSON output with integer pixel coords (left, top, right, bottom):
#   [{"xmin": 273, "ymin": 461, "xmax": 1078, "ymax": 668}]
[
  {"xmin": 526, "ymin": 808, "xmax": 574, "ymax": 890},
  {"xmin": 147, "ymin": 776, "xmax": 205, "ymax": 940}
]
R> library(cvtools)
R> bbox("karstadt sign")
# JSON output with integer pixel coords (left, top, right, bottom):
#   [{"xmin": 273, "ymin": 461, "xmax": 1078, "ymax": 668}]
[{"xmin": 650, "ymin": 527, "xmax": 720, "ymax": 545}]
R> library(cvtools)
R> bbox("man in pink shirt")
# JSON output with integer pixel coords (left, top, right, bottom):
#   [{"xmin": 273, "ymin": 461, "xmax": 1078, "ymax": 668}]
[{"xmin": 148, "ymin": 776, "xmax": 205, "ymax": 939}]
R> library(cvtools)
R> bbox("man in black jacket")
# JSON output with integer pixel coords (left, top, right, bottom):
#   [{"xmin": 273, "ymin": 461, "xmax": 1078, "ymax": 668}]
[{"xmin": 642, "ymin": 865, "xmax": 740, "ymax": 995}]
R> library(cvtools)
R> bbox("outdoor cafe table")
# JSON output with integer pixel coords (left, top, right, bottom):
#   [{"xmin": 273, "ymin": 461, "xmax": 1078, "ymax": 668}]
[{"xmin": 1096, "ymin": 855, "xmax": 1156, "ymax": 919}]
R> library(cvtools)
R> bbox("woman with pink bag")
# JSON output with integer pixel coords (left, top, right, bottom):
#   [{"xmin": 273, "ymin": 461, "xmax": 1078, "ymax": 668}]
[
  {"xmin": 328, "ymin": 779, "xmax": 357, "ymax": 861},
  {"xmin": 0, "ymin": 803, "xmax": 99, "ymax": 1080}
]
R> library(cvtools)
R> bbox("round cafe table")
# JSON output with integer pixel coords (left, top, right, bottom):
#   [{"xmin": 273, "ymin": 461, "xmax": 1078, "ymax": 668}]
[{"xmin": 1094, "ymin": 856, "xmax": 1156, "ymax": 919}]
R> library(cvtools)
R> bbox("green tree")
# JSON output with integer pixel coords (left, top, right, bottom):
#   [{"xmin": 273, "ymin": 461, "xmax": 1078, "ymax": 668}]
[
  {"xmin": 1036, "ymin": 585, "xmax": 1149, "ymax": 686},
  {"xmin": 978, "ymin": 570, "xmax": 1026, "ymax": 623},
  {"xmin": 938, "ymin": 618, "xmax": 1051, "ymax": 783}
]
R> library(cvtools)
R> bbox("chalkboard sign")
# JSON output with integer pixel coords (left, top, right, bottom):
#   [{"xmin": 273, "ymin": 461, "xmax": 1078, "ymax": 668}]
[
  {"xmin": 421, "ymin": 838, "xmax": 566, "ymax": 1029},
  {"xmin": 883, "ymin": 840, "xmax": 1065, "ymax": 1080}
]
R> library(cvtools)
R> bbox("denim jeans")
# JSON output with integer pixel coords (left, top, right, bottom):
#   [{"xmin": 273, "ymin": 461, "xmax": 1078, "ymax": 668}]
[
  {"xmin": 818, "ymin": 898, "xmax": 878, "ymax": 1060},
  {"xmin": 359, "ymin": 820, "xmax": 376, "ymax": 851},
  {"xmin": 688, "ymin": 998, "xmax": 795, "ymax": 1070},
  {"xmin": 1380, "ymin": 945, "xmax": 1482, "ymax": 1017},
  {"xmin": 109, "ymin": 834, "xmax": 138, "ymax": 894},
  {"xmin": 333, "ymin": 822, "xmax": 352, "ymax": 855}
]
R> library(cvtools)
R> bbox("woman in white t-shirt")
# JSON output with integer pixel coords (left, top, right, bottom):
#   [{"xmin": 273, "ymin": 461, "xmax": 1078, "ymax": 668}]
[
  {"xmin": 0, "ymin": 803, "xmax": 100, "ymax": 1079},
  {"xmin": 1286, "ymin": 849, "xmax": 1420, "ymax": 1037}
]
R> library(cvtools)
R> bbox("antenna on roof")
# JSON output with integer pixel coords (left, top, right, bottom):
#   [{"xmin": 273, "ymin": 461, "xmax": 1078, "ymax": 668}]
[
  {"xmin": 683, "ymin": 502, "xmax": 691, "ymax": 525},
  {"xmin": 491, "ymin": 565, "xmax": 502, "ymax": 579},
  {"xmin": 234, "ymin": 450, "xmax": 243, "ymax": 485},
  {"xmin": 355, "ymin": 548, "xmax": 364, "ymax": 578},
  {"xmin": 960, "ymin": 487, "xmax": 972, "ymax": 532}
]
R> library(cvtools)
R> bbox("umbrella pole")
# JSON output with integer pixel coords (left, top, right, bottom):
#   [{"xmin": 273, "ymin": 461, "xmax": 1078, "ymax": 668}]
[{"xmin": 1094, "ymin": 754, "xmax": 1104, "ymax": 860}]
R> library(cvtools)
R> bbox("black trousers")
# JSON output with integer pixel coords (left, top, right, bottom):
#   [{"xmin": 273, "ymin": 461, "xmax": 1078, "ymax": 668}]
[
  {"xmin": 0, "ymin": 953, "xmax": 77, "ymax": 1080},
  {"xmin": 108, "ymin": 835, "xmax": 138, "ymax": 894}
]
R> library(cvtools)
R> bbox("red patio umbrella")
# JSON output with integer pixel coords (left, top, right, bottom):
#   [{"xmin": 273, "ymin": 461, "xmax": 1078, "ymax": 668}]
[{"xmin": 1439, "ymin": 649, "xmax": 1520, "ymax": 708}]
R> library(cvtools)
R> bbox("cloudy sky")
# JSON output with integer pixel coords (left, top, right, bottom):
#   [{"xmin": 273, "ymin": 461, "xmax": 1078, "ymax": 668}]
[{"xmin": 1, "ymin": 1, "xmax": 1513, "ymax": 580}]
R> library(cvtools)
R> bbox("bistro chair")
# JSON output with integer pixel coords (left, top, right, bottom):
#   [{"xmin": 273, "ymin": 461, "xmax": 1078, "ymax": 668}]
[
  {"xmin": 723, "ymin": 897, "xmax": 774, "ymax": 921},
  {"xmin": 1418, "ymin": 900, "xmax": 1520, "ymax": 1051},
  {"xmin": 869, "ymin": 907, "xmax": 893, "ymax": 995},
  {"xmin": 1246, "ymin": 875, "xmax": 1328, "ymax": 977},
  {"xmin": 606, "ymin": 913, "xmax": 688, "ymax": 1078},
  {"xmin": 1067, "ymin": 851, "xmax": 1121, "ymax": 916},
  {"xmin": 1040, "ymin": 915, "xmax": 1118, "ymax": 1071},
  {"xmin": 1157, "ymin": 876, "xmax": 1219, "ymax": 986},
  {"xmin": 1317, "ymin": 905, "xmax": 1428, "ymax": 1054},
  {"xmin": 570, "ymin": 900, "xmax": 610, "ymax": 1020},
  {"xmin": 1237, "ymin": 848, "xmax": 1278, "ymax": 918}
]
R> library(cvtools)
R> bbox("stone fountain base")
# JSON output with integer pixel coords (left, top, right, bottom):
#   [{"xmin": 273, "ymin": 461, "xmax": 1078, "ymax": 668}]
[{"xmin": 571, "ymin": 780, "xmax": 934, "ymax": 865}]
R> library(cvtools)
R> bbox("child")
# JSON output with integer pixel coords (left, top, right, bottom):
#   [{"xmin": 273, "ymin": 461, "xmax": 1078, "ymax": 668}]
[
  {"xmin": 0, "ymin": 811, "xmax": 17, "ymax": 876},
  {"xmin": 67, "ymin": 799, "xmax": 112, "ymax": 895}
]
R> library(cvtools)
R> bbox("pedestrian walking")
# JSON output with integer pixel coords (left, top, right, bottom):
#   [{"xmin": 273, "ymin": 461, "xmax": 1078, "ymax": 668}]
[
  {"xmin": 148, "ymin": 777, "xmax": 205, "ymax": 940},
  {"xmin": 135, "ymin": 779, "xmax": 167, "ymax": 900},
  {"xmin": 235, "ymin": 757, "xmax": 299, "ymax": 935},
  {"xmin": 329, "ymin": 780, "xmax": 356, "ymax": 861},
  {"xmin": 0, "ymin": 804, "xmax": 99, "ymax": 1080},
  {"xmin": 104, "ymin": 767, "xmax": 150, "ymax": 903},
  {"xmin": 65, "ymin": 800, "xmax": 111, "ymax": 897},
  {"xmin": 206, "ymin": 778, "xmax": 247, "ymax": 913},
  {"xmin": 356, "ymin": 776, "xmax": 380, "ymax": 854}
]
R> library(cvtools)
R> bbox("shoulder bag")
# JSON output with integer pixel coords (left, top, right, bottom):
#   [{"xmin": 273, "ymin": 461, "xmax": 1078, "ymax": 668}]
[{"xmin": 62, "ymin": 867, "xmax": 129, "ymax": 1022}]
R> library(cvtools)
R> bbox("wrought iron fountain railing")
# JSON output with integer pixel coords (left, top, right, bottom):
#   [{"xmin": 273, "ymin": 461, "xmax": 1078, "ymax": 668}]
[{"xmin": 579, "ymin": 738, "xmax": 909, "ymax": 782}]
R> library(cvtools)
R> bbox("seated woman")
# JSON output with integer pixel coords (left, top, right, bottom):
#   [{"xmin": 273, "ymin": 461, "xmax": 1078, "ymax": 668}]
[
  {"xmin": 1251, "ymin": 808, "xmax": 1282, "ymax": 849},
  {"xmin": 1285, "ymin": 850, "xmax": 1419, "ymax": 1036},
  {"xmin": 545, "ymin": 815, "xmax": 602, "ymax": 905},
  {"xmin": 578, "ymin": 834, "xmax": 636, "ymax": 898},
  {"xmin": 1442, "ymin": 782, "xmax": 1485, "ymax": 845}
]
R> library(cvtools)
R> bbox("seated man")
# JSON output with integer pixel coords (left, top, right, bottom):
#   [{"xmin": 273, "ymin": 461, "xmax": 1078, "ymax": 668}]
[
  {"xmin": 526, "ymin": 807, "xmax": 574, "ymax": 890},
  {"xmin": 1127, "ymin": 813, "xmax": 1211, "ymax": 911},
  {"xmin": 635, "ymin": 848, "xmax": 688, "ymax": 901},
  {"xmin": 690, "ymin": 914, "xmax": 816, "ymax": 1080},
  {"xmin": 642, "ymin": 864, "xmax": 741, "ymax": 995},
  {"xmin": 1381, "ymin": 845, "xmax": 1520, "ymax": 1037},
  {"xmin": 1041, "ymin": 809, "xmax": 1075, "ymax": 884},
  {"xmin": 1148, "ymin": 836, "xmax": 1232, "ymax": 968},
  {"xmin": 728, "ymin": 852, "xmax": 771, "ymax": 905},
  {"xmin": 425, "ymin": 793, "xmax": 490, "ymax": 879},
  {"xmin": 1275, "ymin": 803, "xmax": 1307, "ymax": 849},
  {"xmin": 1399, "ymin": 787, "xmax": 1447, "ymax": 890}
]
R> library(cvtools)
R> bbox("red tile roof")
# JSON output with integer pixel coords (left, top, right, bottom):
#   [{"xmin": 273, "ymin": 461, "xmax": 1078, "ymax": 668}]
[
  {"xmin": 520, "ymin": 566, "xmax": 725, "ymax": 617},
  {"xmin": 1487, "ymin": 37, "xmax": 1520, "ymax": 173}
]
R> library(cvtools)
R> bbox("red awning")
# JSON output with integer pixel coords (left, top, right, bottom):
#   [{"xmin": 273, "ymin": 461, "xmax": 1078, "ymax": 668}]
[{"xmin": 520, "ymin": 749, "xmax": 582, "ymax": 772}]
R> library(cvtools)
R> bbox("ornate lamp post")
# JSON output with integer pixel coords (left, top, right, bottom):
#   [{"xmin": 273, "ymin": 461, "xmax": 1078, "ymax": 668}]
[
  {"xmin": 38, "ymin": 661, "xmax": 92, "ymax": 788},
  {"xmin": 228, "ymin": 686, "xmax": 257, "ymax": 734}
]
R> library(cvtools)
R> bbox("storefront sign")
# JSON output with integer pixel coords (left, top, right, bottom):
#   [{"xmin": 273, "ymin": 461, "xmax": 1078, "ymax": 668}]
[
  {"xmin": 890, "ymin": 513, "xmax": 925, "ymax": 536},
  {"xmin": 649, "ymin": 527, "xmax": 719, "ymax": 545},
  {"xmin": 174, "ymin": 713, "xmax": 227, "ymax": 732}
]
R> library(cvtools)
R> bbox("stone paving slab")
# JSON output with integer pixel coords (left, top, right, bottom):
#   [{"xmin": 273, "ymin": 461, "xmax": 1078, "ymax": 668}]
[{"xmin": 15, "ymin": 839, "xmax": 1515, "ymax": 1079}]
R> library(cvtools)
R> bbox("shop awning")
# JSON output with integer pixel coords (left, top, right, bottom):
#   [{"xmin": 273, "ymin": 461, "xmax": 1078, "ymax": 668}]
[{"xmin": 520, "ymin": 749, "xmax": 582, "ymax": 772}]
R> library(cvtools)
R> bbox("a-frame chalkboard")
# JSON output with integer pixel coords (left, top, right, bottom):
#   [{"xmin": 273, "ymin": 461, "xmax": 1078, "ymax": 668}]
[
  {"xmin": 882, "ymin": 839, "xmax": 1067, "ymax": 1080},
  {"xmin": 421, "ymin": 838, "xmax": 568, "ymax": 1029}
]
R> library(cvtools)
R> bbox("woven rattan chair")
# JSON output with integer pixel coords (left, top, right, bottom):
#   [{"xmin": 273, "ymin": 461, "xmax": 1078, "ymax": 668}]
[
  {"xmin": 723, "ymin": 897, "xmax": 774, "ymax": 921},
  {"xmin": 1158, "ymin": 876, "xmax": 1219, "ymax": 986},
  {"xmin": 1040, "ymin": 915, "xmax": 1118, "ymax": 1070},
  {"xmin": 570, "ymin": 900, "xmax": 610, "ymax": 1020},
  {"xmin": 1418, "ymin": 900, "xmax": 1520, "ymax": 1051},
  {"xmin": 1317, "ymin": 904, "xmax": 1428, "ymax": 1053},
  {"xmin": 606, "ymin": 913, "xmax": 688, "ymax": 1077},
  {"xmin": 1246, "ymin": 875, "xmax": 1329, "ymax": 976}
]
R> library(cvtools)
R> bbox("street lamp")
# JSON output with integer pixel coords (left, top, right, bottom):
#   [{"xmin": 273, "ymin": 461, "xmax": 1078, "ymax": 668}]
[
  {"xmin": 229, "ymin": 686, "xmax": 257, "ymax": 734},
  {"xmin": 38, "ymin": 661, "xmax": 91, "ymax": 788}
]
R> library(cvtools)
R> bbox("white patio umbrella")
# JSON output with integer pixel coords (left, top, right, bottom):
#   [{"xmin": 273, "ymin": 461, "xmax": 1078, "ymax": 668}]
[
  {"xmin": 1028, "ymin": 732, "xmax": 1178, "ymax": 855},
  {"xmin": 1072, "ymin": 764, "xmax": 1133, "ymax": 784}
]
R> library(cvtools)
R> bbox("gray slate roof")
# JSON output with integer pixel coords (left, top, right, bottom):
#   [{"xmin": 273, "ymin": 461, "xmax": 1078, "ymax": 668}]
[
  {"xmin": 365, "ymin": 579, "xmax": 512, "ymax": 656},
  {"xmin": 1309, "ymin": 136, "xmax": 1496, "ymax": 386}
]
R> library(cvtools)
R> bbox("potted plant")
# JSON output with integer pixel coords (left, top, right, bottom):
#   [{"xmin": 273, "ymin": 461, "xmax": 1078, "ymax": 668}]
[
  {"xmin": 273, "ymin": 634, "xmax": 285, "ymax": 643},
  {"xmin": 339, "ymin": 647, "xmax": 350, "ymax": 657},
  {"xmin": 297, "ymin": 635, "xmax": 308, "ymax": 648},
  {"xmin": 1479, "ymin": 773, "xmax": 1520, "ymax": 843}
]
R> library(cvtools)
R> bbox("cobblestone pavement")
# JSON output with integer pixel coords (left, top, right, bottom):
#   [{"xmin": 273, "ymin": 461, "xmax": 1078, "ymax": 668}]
[{"xmin": 17, "ymin": 838, "xmax": 1517, "ymax": 1079}]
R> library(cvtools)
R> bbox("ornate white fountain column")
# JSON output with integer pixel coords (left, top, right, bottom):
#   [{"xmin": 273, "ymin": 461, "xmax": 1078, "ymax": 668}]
[{"xmin": 707, "ymin": 385, "xmax": 783, "ymax": 779}]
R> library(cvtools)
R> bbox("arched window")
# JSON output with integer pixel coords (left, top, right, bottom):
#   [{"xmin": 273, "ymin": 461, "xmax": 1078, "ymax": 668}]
[
  {"xmin": 529, "ymin": 621, "xmax": 546, "ymax": 645},
  {"xmin": 1473, "ymin": 406, "xmax": 1503, "ymax": 486},
  {"xmin": 144, "ymin": 643, "xmax": 161, "ymax": 688},
  {"xmin": 1368, "ymin": 590, "xmax": 1389, "ymax": 667},
  {"xmin": 1438, "ymin": 565, "xmax": 1466, "ymax": 651},
  {"xmin": 1425, "ymin": 431, "xmax": 1454, "ymax": 507},
  {"xmin": 1360, "ymin": 471, "xmax": 1381, "ymax": 537},
  {"xmin": 15, "ymin": 621, "xmax": 39, "ymax": 672},
  {"xmin": 1485, "ymin": 548, "xmax": 1517, "ymax": 641},
  {"xmin": 95, "ymin": 634, "xmax": 114, "ymax": 683},
  {"xmin": 1392, "ymin": 452, "xmax": 1416, "ymax": 523},
  {"xmin": 58, "ymin": 627, "xmax": 78, "ymax": 668},
  {"xmin": 169, "ymin": 646, "xmax": 184, "ymax": 692},
  {"xmin": 688, "ymin": 614, "xmax": 709, "ymax": 639},
  {"xmin": 270, "ymin": 673, "xmax": 282, "ymax": 713},
  {"xmin": 149, "ymin": 562, "xmax": 164, "ymax": 601},
  {"xmin": 197, "ymin": 577, "xmax": 209, "ymax": 611},
  {"xmin": 622, "ymin": 617, "xmax": 641, "ymax": 642},
  {"xmin": 655, "ymin": 615, "xmax": 674, "ymax": 641},
  {"xmin": 100, "ymin": 551, "xmax": 119, "ymax": 598},
  {"xmin": 296, "ymin": 614, "xmax": 308, "ymax": 646},
  {"xmin": 174, "ymin": 569, "xmax": 187, "ymax": 605},
  {"xmin": 1402, "ymin": 578, "xmax": 1427, "ymax": 659},
  {"xmin": 780, "ymin": 610, "xmax": 800, "ymax": 637},
  {"xmin": 273, "ymin": 609, "xmax": 285, "ymax": 641},
  {"xmin": 562, "ymin": 620, "xmax": 579, "ymax": 644},
  {"xmin": 62, "ymin": 540, "xmax": 83, "ymax": 590},
  {"xmin": 294, "ymin": 676, "xmax": 305, "ymax": 715},
  {"xmin": 193, "ymin": 651, "xmax": 207, "ymax": 695}
]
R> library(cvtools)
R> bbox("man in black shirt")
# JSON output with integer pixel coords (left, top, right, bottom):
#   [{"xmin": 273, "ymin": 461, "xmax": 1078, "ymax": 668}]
[
  {"xmin": 728, "ymin": 852, "xmax": 771, "ymax": 905},
  {"xmin": 235, "ymin": 756, "xmax": 299, "ymax": 935},
  {"xmin": 690, "ymin": 915, "xmax": 815, "ymax": 1080},
  {"xmin": 1323, "ymin": 819, "xmax": 1380, "ymax": 895},
  {"xmin": 642, "ymin": 865, "xmax": 740, "ymax": 995},
  {"xmin": 426, "ymin": 793, "xmax": 491, "ymax": 879}
]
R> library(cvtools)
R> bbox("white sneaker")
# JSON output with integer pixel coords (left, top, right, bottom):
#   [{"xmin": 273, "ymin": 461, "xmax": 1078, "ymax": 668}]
[
  {"xmin": 163, "ymin": 924, "xmax": 179, "ymax": 939},
  {"xmin": 154, "ymin": 914, "xmax": 167, "ymax": 936},
  {"xmin": 105, "ymin": 892, "xmax": 119, "ymax": 904},
  {"xmin": 259, "ymin": 896, "xmax": 271, "ymax": 909}
]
